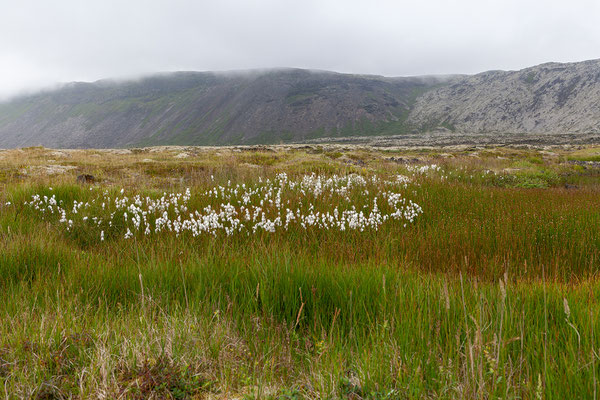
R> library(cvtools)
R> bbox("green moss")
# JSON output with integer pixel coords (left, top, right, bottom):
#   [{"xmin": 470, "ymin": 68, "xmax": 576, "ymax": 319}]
[
  {"xmin": 325, "ymin": 151, "xmax": 343, "ymax": 159},
  {"xmin": 238, "ymin": 152, "xmax": 280, "ymax": 166},
  {"xmin": 524, "ymin": 71, "xmax": 536, "ymax": 84},
  {"xmin": 567, "ymin": 155, "xmax": 600, "ymax": 162}
]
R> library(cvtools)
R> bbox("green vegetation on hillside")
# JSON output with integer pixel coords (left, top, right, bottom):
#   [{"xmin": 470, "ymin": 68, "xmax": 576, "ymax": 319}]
[{"xmin": 0, "ymin": 70, "xmax": 442, "ymax": 148}]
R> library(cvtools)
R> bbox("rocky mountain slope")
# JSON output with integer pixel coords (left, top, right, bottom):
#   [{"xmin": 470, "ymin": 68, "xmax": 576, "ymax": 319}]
[
  {"xmin": 0, "ymin": 60, "xmax": 599, "ymax": 148},
  {"xmin": 0, "ymin": 69, "xmax": 441, "ymax": 148},
  {"xmin": 408, "ymin": 59, "xmax": 600, "ymax": 134}
]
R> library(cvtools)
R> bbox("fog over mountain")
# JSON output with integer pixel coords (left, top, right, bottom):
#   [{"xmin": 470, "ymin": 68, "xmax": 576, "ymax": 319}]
[
  {"xmin": 3, "ymin": 0, "xmax": 600, "ymax": 100},
  {"xmin": 0, "ymin": 69, "xmax": 445, "ymax": 147},
  {"xmin": 0, "ymin": 59, "xmax": 599, "ymax": 148}
]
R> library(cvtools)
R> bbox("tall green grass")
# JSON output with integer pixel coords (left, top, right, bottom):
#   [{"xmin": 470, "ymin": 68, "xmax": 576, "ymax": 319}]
[{"xmin": 1, "ymin": 172, "xmax": 599, "ymax": 398}]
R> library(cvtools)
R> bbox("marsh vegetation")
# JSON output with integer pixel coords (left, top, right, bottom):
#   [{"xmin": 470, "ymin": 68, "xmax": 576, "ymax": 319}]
[{"xmin": 0, "ymin": 144, "xmax": 599, "ymax": 398}]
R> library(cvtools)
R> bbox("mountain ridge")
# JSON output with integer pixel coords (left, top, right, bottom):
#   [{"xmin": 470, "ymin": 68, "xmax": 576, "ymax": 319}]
[
  {"xmin": 407, "ymin": 59, "xmax": 600, "ymax": 135},
  {"xmin": 0, "ymin": 60, "xmax": 599, "ymax": 148}
]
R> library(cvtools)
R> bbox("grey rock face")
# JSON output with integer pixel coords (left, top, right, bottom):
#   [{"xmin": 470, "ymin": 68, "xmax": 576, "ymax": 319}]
[{"xmin": 407, "ymin": 59, "xmax": 600, "ymax": 134}]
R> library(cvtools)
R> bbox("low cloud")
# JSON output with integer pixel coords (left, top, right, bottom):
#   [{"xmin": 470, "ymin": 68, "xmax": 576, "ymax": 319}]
[{"xmin": 1, "ymin": 0, "xmax": 599, "ymax": 99}]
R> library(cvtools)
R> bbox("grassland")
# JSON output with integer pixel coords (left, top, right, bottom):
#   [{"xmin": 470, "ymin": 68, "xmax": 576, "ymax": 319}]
[{"xmin": 0, "ymin": 144, "xmax": 599, "ymax": 399}]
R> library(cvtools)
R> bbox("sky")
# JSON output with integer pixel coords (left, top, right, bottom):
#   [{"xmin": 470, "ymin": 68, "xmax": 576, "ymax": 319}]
[{"xmin": 1, "ymin": 0, "xmax": 600, "ymax": 99}]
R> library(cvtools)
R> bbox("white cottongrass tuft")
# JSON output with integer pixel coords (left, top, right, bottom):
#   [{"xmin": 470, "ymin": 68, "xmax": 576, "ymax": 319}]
[{"xmin": 24, "ymin": 173, "xmax": 424, "ymax": 241}]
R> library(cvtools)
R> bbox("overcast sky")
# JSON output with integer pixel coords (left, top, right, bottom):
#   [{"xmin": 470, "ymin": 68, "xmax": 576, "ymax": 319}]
[{"xmin": 1, "ymin": 0, "xmax": 599, "ymax": 99}]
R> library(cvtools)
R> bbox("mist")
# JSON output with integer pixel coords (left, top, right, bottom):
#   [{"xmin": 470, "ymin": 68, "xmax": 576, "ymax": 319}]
[{"xmin": 2, "ymin": 0, "xmax": 599, "ymax": 99}]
